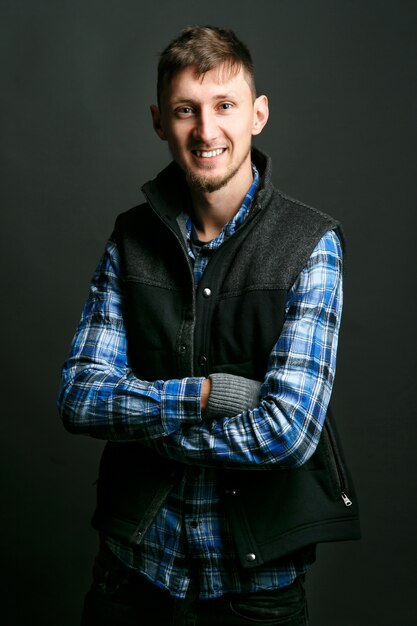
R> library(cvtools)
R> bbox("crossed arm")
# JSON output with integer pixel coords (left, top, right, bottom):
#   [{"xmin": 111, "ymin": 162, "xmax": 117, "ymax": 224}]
[{"xmin": 57, "ymin": 229, "xmax": 343, "ymax": 469}]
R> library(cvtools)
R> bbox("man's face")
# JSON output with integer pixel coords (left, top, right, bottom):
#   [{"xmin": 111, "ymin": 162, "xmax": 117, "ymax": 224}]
[{"xmin": 151, "ymin": 64, "xmax": 268, "ymax": 193}]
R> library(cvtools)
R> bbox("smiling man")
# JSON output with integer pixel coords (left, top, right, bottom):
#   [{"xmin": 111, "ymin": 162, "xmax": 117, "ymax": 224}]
[{"xmin": 58, "ymin": 26, "xmax": 360, "ymax": 626}]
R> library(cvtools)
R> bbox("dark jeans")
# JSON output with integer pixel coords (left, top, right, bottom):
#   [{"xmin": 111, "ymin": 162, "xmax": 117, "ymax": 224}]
[{"xmin": 81, "ymin": 544, "xmax": 309, "ymax": 626}]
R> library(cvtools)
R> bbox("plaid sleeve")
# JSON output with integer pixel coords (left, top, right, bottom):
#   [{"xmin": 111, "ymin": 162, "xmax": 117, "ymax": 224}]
[
  {"xmin": 155, "ymin": 229, "xmax": 343, "ymax": 468},
  {"xmin": 57, "ymin": 238, "xmax": 204, "ymax": 441}
]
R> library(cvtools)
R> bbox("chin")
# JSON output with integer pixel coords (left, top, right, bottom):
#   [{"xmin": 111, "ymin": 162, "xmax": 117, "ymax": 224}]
[
  {"xmin": 185, "ymin": 162, "xmax": 243, "ymax": 194},
  {"xmin": 186, "ymin": 172, "xmax": 230, "ymax": 193}
]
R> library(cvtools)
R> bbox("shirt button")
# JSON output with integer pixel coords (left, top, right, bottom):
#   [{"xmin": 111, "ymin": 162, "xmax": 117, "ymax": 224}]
[
  {"xmin": 202, "ymin": 288, "xmax": 212, "ymax": 298},
  {"xmin": 246, "ymin": 553, "xmax": 257, "ymax": 562}
]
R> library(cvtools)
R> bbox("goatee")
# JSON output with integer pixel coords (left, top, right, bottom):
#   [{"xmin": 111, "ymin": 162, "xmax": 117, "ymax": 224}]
[{"xmin": 185, "ymin": 147, "xmax": 251, "ymax": 193}]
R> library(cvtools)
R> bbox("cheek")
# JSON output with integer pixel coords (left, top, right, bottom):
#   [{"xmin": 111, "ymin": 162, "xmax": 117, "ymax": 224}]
[
  {"xmin": 166, "ymin": 134, "xmax": 184, "ymax": 156},
  {"xmin": 234, "ymin": 126, "xmax": 255, "ymax": 146},
  {"xmin": 229, "ymin": 117, "xmax": 255, "ymax": 140},
  {"xmin": 167, "ymin": 127, "xmax": 190, "ymax": 151}
]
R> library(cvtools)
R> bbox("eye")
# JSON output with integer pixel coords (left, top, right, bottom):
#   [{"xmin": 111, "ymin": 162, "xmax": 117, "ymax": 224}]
[
  {"xmin": 175, "ymin": 106, "xmax": 194, "ymax": 117},
  {"xmin": 218, "ymin": 102, "xmax": 233, "ymax": 111}
]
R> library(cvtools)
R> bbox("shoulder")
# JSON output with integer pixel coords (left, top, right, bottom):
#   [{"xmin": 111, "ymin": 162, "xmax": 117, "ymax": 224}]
[
  {"xmin": 311, "ymin": 229, "xmax": 343, "ymax": 261},
  {"xmin": 269, "ymin": 187, "xmax": 339, "ymax": 232},
  {"xmin": 112, "ymin": 202, "xmax": 161, "ymax": 248},
  {"xmin": 114, "ymin": 202, "xmax": 151, "ymax": 227}
]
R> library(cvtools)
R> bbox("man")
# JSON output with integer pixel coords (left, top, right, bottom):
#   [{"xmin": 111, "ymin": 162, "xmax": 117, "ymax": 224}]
[{"xmin": 58, "ymin": 25, "xmax": 360, "ymax": 626}]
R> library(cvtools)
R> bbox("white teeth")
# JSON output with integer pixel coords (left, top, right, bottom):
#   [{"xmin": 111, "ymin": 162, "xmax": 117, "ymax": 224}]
[{"xmin": 195, "ymin": 148, "xmax": 224, "ymax": 158}]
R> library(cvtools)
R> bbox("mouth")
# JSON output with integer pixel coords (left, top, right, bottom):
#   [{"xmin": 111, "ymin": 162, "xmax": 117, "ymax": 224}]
[{"xmin": 192, "ymin": 148, "xmax": 226, "ymax": 159}]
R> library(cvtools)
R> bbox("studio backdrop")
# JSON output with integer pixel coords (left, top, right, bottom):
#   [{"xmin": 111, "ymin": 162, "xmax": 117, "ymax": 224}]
[{"xmin": 1, "ymin": 1, "xmax": 416, "ymax": 625}]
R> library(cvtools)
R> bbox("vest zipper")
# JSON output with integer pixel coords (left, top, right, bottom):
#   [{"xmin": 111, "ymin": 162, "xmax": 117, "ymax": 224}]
[
  {"xmin": 141, "ymin": 190, "xmax": 196, "ymax": 376},
  {"xmin": 341, "ymin": 492, "xmax": 353, "ymax": 507}
]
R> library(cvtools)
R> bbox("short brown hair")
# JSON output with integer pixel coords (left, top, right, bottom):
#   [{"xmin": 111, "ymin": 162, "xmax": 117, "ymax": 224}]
[{"xmin": 157, "ymin": 25, "xmax": 256, "ymax": 105}]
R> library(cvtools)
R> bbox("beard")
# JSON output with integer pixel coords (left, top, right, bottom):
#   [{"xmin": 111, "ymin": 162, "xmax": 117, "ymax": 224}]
[{"xmin": 184, "ymin": 146, "xmax": 251, "ymax": 193}]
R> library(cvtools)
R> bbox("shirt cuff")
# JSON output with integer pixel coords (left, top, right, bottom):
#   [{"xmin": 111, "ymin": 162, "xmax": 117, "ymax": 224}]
[
  {"xmin": 204, "ymin": 373, "xmax": 262, "ymax": 421},
  {"xmin": 160, "ymin": 377, "xmax": 204, "ymax": 434}
]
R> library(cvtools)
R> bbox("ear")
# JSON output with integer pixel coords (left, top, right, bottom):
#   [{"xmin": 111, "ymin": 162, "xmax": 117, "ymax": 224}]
[
  {"xmin": 251, "ymin": 95, "xmax": 269, "ymax": 136},
  {"xmin": 150, "ymin": 104, "xmax": 167, "ymax": 141}
]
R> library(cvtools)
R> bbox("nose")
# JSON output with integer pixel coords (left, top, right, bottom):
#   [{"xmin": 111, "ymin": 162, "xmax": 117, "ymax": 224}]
[{"xmin": 193, "ymin": 108, "xmax": 218, "ymax": 144}]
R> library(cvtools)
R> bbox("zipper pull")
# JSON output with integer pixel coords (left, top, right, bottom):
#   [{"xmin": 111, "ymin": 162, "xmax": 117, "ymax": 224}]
[{"xmin": 341, "ymin": 492, "xmax": 353, "ymax": 507}]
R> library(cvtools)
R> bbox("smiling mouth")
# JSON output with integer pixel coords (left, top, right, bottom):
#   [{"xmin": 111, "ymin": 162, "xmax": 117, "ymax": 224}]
[{"xmin": 192, "ymin": 148, "xmax": 226, "ymax": 158}]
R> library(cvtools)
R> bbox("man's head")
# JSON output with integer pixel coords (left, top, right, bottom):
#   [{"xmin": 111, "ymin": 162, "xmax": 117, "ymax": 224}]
[
  {"xmin": 156, "ymin": 25, "xmax": 257, "ymax": 107},
  {"xmin": 151, "ymin": 26, "xmax": 268, "ymax": 195}
]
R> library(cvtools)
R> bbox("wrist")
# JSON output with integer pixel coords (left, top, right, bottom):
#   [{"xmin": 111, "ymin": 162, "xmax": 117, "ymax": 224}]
[{"xmin": 200, "ymin": 378, "xmax": 212, "ymax": 410}]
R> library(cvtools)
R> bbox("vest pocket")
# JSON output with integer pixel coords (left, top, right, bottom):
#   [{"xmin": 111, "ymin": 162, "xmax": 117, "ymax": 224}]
[{"xmin": 320, "ymin": 418, "xmax": 354, "ymax": 507}]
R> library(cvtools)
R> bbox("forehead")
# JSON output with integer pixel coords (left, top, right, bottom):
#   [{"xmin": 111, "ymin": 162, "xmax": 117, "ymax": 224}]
[{"xmin": 161, "ymin": 64, "xmax": 253, "ymax": 105}]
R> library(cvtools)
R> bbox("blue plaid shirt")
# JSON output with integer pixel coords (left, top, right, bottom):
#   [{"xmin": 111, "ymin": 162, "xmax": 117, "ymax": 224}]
[{"xmin": 58, "ymin": 166, "xmax": 343, "ymax": 599}]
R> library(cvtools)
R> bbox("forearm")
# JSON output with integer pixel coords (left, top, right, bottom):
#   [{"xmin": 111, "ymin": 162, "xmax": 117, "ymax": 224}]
[
  {"xmin": 59, "ymin": 365, "xmax": 260, "ymax": 443},
  {"xmin": 58, "ymin": 361, "xmax": 204, "ymax": 441}
]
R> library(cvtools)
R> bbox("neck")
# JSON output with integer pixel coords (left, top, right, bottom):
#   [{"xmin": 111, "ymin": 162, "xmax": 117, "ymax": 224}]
[{"xmin": 189, "ymin": 164, "xmax": 254, "ymax": 243}]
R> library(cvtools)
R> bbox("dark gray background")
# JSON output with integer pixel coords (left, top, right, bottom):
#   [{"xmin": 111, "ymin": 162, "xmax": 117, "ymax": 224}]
[{"xmin": 2, "ymin": 1, "xmax": 416, "ymax": 624}]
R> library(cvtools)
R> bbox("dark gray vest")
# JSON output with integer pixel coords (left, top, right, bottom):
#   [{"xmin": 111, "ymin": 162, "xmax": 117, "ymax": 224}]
[{"xmin": 92, "ymin": 150, "xmax": 360, "ymax": 567}]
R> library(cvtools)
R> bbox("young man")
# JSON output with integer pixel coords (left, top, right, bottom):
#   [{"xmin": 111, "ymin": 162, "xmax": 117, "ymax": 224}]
[{"xmin": 58, "ymin": 25, "xmax": 359, "ymax": 626}]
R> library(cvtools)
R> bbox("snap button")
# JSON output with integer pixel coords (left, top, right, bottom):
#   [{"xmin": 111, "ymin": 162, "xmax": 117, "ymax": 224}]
[
  {"xmin": 246, "ymin": 553, "xmax": 257, "ymax": 562},
  {"xmin": 202, "ymin": 288, "xmax": 212, "ymax": 298}
]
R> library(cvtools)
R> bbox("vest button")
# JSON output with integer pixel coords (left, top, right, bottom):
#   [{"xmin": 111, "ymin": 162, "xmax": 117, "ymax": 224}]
[
  {"xmin": 225, "ymin": 489, "xmax": 237, "ymax": 496},
  {"xmin": 202, "ymin": 288, "xmax": 212, "ymax": 298},
  {"xmin": 199, "ymin": 355, "xmax": 207, "ymax": 365},
  {"xmin": 246, "ymin": 553, "xmax": 257, "ymax": 562},
  {"xmin": 179, "ymin": 345, "xmax": 187, "ymax": 353}
]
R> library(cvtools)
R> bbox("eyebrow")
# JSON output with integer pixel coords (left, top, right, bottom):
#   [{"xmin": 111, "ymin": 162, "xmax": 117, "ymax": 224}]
[{"xmin": 170, "ymin": 92, "xmax": 240, "ymax": 106}]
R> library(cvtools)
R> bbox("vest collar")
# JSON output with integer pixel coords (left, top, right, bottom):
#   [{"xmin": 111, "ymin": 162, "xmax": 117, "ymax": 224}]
[{"xmin": 141, "ymin": 147, "xmax": 274, "ymax": 224}]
